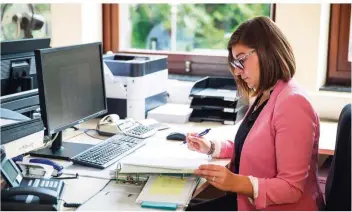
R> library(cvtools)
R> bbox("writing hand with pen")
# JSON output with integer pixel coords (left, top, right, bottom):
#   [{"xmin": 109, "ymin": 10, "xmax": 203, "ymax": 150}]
[
  {"xmin": 184, "ymin": 128, "xmax": 212, "ymax": 154},
  {"xmin": 186, "ymin": 129, "xmax": 247, "ymax": 194}
]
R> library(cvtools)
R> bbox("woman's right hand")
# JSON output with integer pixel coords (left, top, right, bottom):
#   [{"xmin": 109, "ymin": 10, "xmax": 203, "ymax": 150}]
[{"xmin": 186, "ymin": 133, "xmax": 211, "ymax": 154}]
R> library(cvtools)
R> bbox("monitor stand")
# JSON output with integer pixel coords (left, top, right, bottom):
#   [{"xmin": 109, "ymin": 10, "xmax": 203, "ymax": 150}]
[{"xmin": 30, "ymin": 132, "xmax": 93, "ymax": 160}]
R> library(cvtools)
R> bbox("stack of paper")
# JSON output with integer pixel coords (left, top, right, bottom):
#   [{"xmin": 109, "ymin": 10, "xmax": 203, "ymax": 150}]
[
  {"xmin": 119, "ymin": 141, "xmax": 211, "ymax": 174},
  {"xmin": 120, "ymin": 157, "xmax": 208, "ymax": 173},
  {"xmin": 147, "ymin": 103, "xmax": 193, "ymax": 124},
  {"xmin": 136, "ymin": 175, "xmax": 199, "ymax": 208}
]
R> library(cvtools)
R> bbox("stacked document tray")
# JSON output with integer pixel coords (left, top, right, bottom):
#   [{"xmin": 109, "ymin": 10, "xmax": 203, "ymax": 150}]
[{"xmin": 189, "ymin": 77, "xmax": 247, "ymax": 125}]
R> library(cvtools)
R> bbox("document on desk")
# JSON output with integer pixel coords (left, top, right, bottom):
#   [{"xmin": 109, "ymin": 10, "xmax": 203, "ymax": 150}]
[
  {"xmin": 77, "ymin": 181, "xmax": 145, "ymax": 211},
  {"xmin": 119, "ymin": 141, "xmax": 211, "ymax": 173},
  {"xmin": 136, "ymin": 175, "xmax": 199, "ymax": 207},
  {"xmin": 118, "ymin": 163, "xmax": 199, "ymax": 174}
]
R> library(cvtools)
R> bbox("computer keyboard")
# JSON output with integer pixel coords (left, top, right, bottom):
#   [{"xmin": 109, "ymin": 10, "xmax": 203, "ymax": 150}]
[{"xmin": 71, "ymin": 134, "xmax": 145, "ymax": 169}]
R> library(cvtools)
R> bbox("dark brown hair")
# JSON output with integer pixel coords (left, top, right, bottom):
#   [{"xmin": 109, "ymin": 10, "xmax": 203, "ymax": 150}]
[{"xmin": 228, "ymin": 16, "xmax": 295, "ymax": 101}]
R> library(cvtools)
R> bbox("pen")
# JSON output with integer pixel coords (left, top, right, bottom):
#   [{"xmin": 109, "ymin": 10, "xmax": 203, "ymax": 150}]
[{"xmin": 183, "ymin": 128, "xmax": 211, "ymax": 144}]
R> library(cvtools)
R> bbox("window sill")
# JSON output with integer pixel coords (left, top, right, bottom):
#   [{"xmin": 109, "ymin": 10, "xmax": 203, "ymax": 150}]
[
  {"xmin": 168, "ymin": 74, "xmax": 204, "ymax": 82},
  {"xmin": 119, "ymin": 48, "xmax": 228, "ymax": 57},
  {"xmin": 319, "ymin": 85, "xmax": 351, "ymax": 93}
]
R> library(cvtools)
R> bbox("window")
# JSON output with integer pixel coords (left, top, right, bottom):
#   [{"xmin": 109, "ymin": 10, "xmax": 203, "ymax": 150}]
[
  {"xmin": 327, "ymin": 4, "xmax": 351, "ymax": 86},
  {"xmin": 1, "ymin": 4, "xmax": 51, "ymax": 41},
  {"xmin": 103, "ymin": 4, "xmax": 274, "ymax": 76},
  {"xmin": 127, "ymin": 4, "xmax": 271, "ymax": 53}
]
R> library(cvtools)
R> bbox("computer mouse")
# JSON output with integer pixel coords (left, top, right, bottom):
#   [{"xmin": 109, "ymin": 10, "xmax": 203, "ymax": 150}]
[{"xmin": 166, "ymin": 132, "xmax": 186, "ymax": 141}]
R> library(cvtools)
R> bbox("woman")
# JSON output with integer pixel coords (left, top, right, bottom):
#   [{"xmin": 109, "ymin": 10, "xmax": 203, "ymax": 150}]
[{"xmin": 185, "ymin": 16, "xmax": 324, "ymax": 211}]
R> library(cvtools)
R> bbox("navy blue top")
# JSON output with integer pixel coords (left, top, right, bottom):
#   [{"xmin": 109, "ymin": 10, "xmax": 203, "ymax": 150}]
[
  {"xmin": 231, "ymin": 93, "xmax": 269, "ymax": 173},
  {"xmin": 226, "ymin": 92, "xmax": 270, "ymax": 211}
]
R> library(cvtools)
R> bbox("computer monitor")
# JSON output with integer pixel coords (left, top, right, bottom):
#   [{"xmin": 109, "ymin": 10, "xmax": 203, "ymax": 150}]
[
  {"xmin": 30, "ymin": 42, "xmax": 108, "ymax": 160},
  {"xmin": 0, "ymin": 38, "xmax": 51, "ymax": 117},
  {"xmin": 1, "ymin": 38, "xmax": 50, "ymax": 96}
]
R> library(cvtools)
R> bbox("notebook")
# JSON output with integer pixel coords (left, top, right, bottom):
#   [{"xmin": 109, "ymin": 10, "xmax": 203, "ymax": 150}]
[
  {"xmin": 119, "ymin": 141, "xmax": 211, "ymax": 172},
  {"xmin": 135, "ymin": 175, "xmax": 199, "ymax": 208}
]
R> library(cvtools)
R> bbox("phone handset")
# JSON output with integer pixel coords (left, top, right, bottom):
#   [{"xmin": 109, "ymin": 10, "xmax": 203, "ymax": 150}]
[
  {"xmin": 99, "ymin": 114, "xmax": 120, "ymax": 125},
  {"xmin": 1, "ymin": 187, "xmax": 58, "ymax": 204},
  {"xmin": 97, "ymin": 114, "xmax": 125, "ymax": 136}
]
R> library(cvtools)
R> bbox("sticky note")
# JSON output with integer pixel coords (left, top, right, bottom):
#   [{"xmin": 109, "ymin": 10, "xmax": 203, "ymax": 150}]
[{"xmin": 149, "ymin": 176, "xmax": 186, "ymax": 195}]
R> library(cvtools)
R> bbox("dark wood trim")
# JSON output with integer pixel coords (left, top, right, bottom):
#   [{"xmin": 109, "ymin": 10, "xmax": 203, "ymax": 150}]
[
  {"xmin": 271, "ymin": 4, "xmax": 276, "ymax": 22},
  {"xmin": 111, "ymin": 5, "xmax": 119, "ymax": 52},
  {"xmin": 319, "ymin": 149, "xmax": 334, "ymax": 156},
  {"xmin": 102, "ymin": 4, "xmax": 119, "ymax": 53},
  {"xmin": 119, "ymin": 50, "xmax": 232, "ymax": 77},
  {"xmin": 327, "ymin": 4, "xmax": 351, "ymax": 86},
  {"xmin": 102, "ymin": 4, "xmax": 111, "ymax": 53}
]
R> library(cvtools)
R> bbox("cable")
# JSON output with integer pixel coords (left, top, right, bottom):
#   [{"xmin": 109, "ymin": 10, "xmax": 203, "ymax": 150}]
[
  {"xmin": 84, "ymin": 129, "xmax": 105, "ymax": 140},
  {"xmin": 63, "ymin": 202, "xmax": 81, "ymax": 208},
  {"xmin": 43, "ymin": 132, "xmax": 60, "ymax": 147},
  {"xmin": 70, "ymin": 126, "xmax": 79, "ymax": 131},
  {"xmin": 59, "ymin": 199, "xmax": 81, "ymax": 208},
  {"xmin": 77, "ymin": 180, "xmax": 111, "ymax": 207}
]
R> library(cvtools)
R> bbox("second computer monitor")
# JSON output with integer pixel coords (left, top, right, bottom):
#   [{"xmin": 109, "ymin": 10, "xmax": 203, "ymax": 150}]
[{"xmin": 31, "ymin": 42, "xmax": 107, "ymax": 160}]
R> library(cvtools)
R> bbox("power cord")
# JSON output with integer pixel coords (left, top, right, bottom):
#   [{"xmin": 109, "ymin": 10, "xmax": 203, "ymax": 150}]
[
  {"xmin": 43, "ymin": 132, "xmax": 60, "ymax": 147},
  {"xmin": 84, "ymin": 129, "xmax": 105, "ymax": 140},
  {"xmin": 70, "ymin": 126, "xmax": 105, "ymax": 140},
  {"xmin": 59, "ymin": 199, "xmax": 81, "ymax": 208}
]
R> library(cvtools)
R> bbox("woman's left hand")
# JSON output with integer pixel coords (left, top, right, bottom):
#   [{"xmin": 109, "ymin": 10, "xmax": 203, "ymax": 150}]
[{"xmin": 194, "ymin": 164, "xmax": 238, "ymax": 192}]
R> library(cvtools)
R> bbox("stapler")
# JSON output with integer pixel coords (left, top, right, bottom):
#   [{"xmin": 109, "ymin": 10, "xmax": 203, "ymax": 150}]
[{"xmin": 12, "ymin": 155, "xmax": 64, "ymax": 178}]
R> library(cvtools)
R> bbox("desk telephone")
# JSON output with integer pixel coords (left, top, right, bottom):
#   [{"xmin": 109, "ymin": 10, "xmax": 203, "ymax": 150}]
[
  {"xmin": 1, "ymin": 148, "xmax": 65, "ymax": 211},
  {"xmin": 97, "ymin": 114, "xmax": 157, "ymax": 139}
]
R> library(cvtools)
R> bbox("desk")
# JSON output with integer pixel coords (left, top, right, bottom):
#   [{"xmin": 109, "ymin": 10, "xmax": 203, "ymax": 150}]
[
  {"xmin": 33, "ymin": 118, "xmax": 337, "ymax": 210},
  {"xmin": 43, "ymin": 119, "xmax": 234, "ymax": 211}
]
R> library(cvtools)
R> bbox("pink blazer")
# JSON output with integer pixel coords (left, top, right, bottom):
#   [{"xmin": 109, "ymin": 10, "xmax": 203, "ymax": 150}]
[{"xmin": 217, "ymin": 79, "xmax": 324, "ymax": 210}]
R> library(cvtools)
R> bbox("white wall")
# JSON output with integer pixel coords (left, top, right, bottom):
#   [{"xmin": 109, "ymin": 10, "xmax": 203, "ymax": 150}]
[
  {"xmin": 276, "ymin": 3, "xmax": 351, "ymax": 120},
  {"xmin": 51, "ymin": 3, "xmax": 102, "ymax": 47}
]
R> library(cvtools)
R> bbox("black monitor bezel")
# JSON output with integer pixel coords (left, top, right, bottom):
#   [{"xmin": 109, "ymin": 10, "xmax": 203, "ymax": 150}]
[
  {"xmin": 1, "ymin": 38, "xmax": 51, "ymax": 56},
  {"xmin": 34, "ymin": 42, "xmax": 108, "ymax": 136}
]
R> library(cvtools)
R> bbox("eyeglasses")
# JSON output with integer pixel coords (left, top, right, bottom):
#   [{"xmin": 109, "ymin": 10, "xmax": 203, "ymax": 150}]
[{"xmin": 230, "ymin": 49, "xmax": 255, "ymax": 70}]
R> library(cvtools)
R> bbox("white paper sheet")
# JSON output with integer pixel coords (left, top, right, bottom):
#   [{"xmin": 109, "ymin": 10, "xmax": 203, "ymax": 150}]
[{"xmin": 120, "ymin": 141, "xmax": 210, "ymax": 171}]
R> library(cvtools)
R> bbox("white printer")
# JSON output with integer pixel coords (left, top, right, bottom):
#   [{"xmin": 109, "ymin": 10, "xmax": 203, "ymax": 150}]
[{"xmin": 103, "ymin": 53, "xmax": 168, "ymax": 120}]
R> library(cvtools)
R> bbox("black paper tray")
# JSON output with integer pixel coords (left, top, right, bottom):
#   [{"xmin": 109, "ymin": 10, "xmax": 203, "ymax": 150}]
[
  {"xmin": 190, "ymin": 97, "xmax": 245, "ymax": 112},
  {"xmin": 189, "ymin": 106, "xmax": 247, "ymax": 125},
  {"xmin": 189, "ymin": 77, "xmax": 238, "ymax": 101}
]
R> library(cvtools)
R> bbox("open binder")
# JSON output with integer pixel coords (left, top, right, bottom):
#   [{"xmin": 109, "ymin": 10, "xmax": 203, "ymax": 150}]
[
  {"xmin": 114, "ymin": 163, "xmax": 200, "ymax": 210},
  {"xmin": 114, "ymin": 163, "xmax": 195, "ymax": 185}
]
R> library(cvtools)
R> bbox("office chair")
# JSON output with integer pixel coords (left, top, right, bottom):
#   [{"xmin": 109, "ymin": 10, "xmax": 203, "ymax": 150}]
[{"xmin": 324, "ymin": 104, "xmax": 351, "ymax": 211}]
